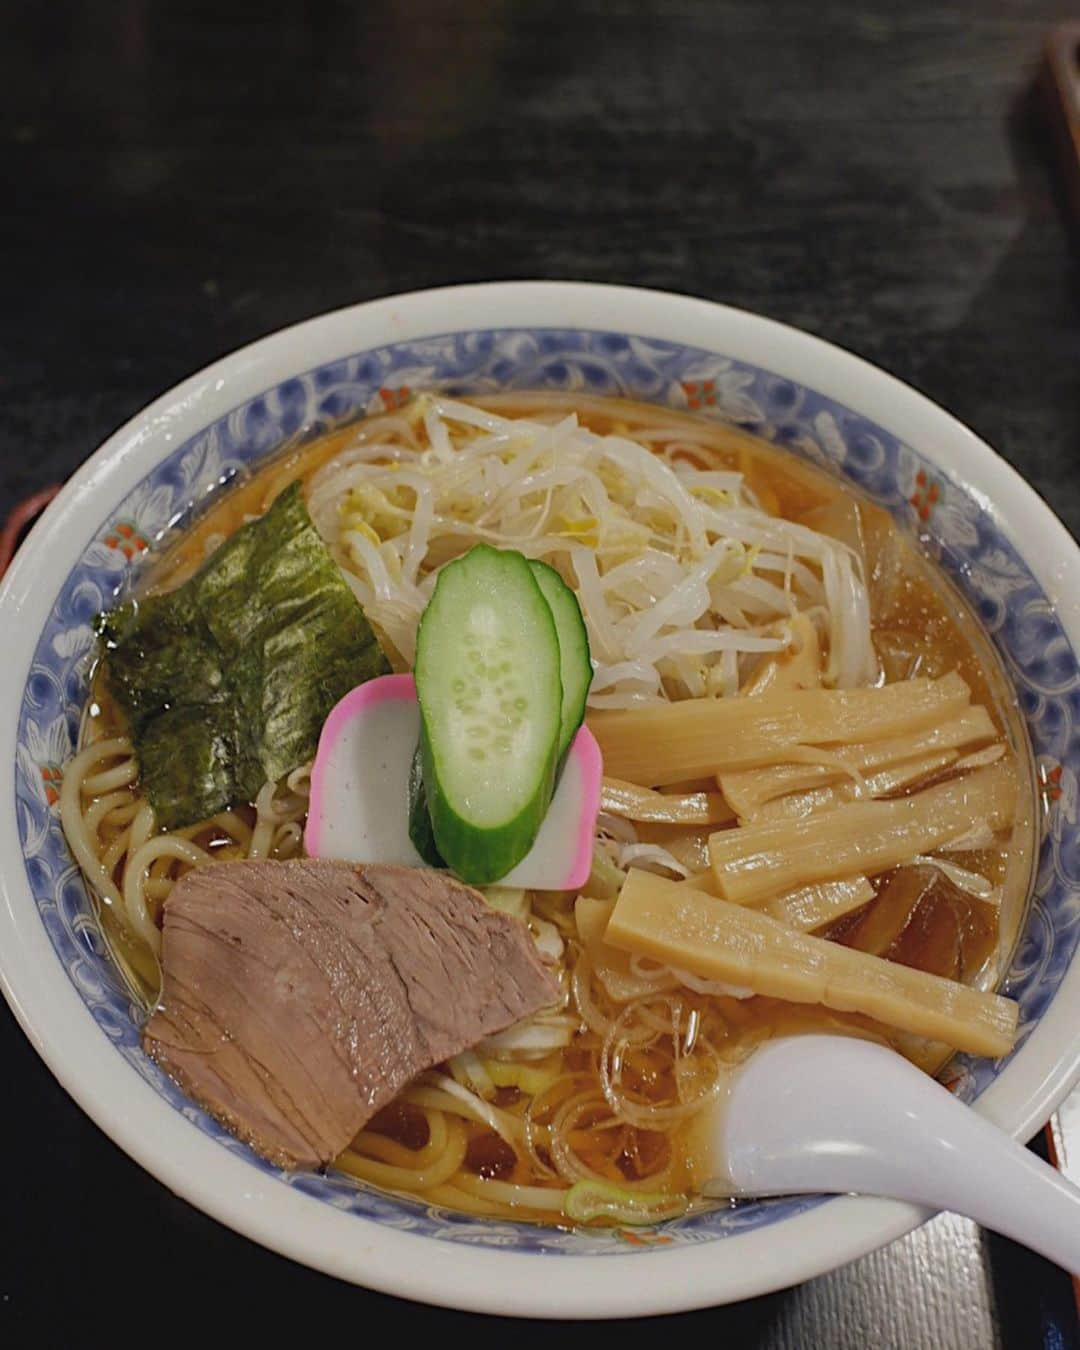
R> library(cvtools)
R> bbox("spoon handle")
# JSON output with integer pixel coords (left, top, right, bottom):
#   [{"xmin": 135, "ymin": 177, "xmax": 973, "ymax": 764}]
[{"xmin": 719, "ymin": 1036, "xmax": 1080, "ymax": 1274}]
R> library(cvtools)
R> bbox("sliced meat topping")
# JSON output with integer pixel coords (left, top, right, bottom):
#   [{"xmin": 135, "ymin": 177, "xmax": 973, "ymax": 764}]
[{"xmin": 143, "ymin": 859, "xmax": 558, "ymax": 1168}]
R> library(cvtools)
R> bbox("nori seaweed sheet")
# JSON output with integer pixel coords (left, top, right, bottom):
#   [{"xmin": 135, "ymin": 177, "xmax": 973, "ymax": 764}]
[{"xmin": 97, "ymin": 482, "xmax": 389, "ymax": 827}]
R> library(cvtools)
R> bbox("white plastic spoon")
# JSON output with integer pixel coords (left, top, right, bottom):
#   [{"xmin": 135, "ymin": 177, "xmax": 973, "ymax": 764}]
[{"xmin": 695, "ymin": 1034, "xmax": 1080, "ymax": 1273}]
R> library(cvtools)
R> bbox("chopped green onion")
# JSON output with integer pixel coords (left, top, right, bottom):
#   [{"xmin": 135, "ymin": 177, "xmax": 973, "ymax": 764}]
[
  {"xmin": 563, "ymin": 1179, "xmax": 689, "ymax": 1225},
  {"xmin": 480, "ymin": 886, "xmax": 530, "ymax": 919},
  {"xmin": 482, "ymin": 1057, "xmax": 559, "ymax": 1097},
  {"xmin": 584, "ymin": 847, "xmax": 625, "ymax": 900}
]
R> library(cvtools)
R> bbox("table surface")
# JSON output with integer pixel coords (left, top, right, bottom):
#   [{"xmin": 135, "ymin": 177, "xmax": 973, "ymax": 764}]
[{"xmin": 3, "ymin": 1, "xmax": 1079, "ymax": 1344}]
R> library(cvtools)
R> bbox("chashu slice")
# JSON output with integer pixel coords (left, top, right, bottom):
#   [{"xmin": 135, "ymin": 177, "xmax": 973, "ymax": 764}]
[{"xmin": 143, "ymin": 859, "xmax": 558, "ymax": 1168}]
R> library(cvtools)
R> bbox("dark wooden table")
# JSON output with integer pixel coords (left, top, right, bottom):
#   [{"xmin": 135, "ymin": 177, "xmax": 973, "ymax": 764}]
[{"xmin": 3, "ymin": 2, "xmax": 1079, "ymax": 1344}]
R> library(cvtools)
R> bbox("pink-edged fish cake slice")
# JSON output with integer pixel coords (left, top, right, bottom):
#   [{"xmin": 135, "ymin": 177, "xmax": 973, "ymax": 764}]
[
  {"xmin": 305, "ymin": 674, "xmax": 424, "ymax": 865},
  {"xmin": 497, "ymin": 728, "xmax": 602, "ymax": 889},
  {"xmin": 305, "ymin": 674, "xmax": 602, "ymax": 889}
]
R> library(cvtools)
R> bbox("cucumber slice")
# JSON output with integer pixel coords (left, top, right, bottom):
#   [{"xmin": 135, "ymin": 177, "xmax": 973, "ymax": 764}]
[
  {"xmin": 407, "ymin": 742, "xmax": 445, "ymax": 867},
  {"xmin": 415, "ymin": 544, "xmax": 563, "ymax": 885},
  {"xmin": 528, "ymin": 559, "xmax": 593, "ymax": 761}
]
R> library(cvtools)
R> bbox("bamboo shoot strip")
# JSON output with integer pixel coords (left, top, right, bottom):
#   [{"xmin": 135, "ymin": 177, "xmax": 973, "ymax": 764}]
[
  {"xmin": 607, "ymin": 871, "xmax": 1018, "ymax": 1057},
  {"xmin": 588, "ymin": 672, "xmax": 971, "ymax": 786},
  {"xmin": 845, "ymin": 866, "xmax": 939, "ymax": 957},
  {"xmin": 574, "ymin": 895, "xmax": 676, "ymax": 1001},
  {"xmin": 682, "ymin": 869, "xmax": 720, "ymax": 894},
  {"xmin": 600, "ymin": 777, "xmax": 734, "ymax": 825},
  {"xmin": 718, "ymin": 706, "xmax": 996, "ymax": 817},
  {"xmin": 575, "ymin": 895, "xmax": 616, "ymax": 948},
  {"xmin": 681, "ymin": 870, "xmax": 875, "ymax": 931},
  {"xmin": 741, "ymin": 612, "xmax": 822, "ymax": 697},
  {"xmin": 763, "ymin": 876, "xmax": 876, "ymax": 931},
  {"xmin": 708, "ymin": 761, "xmax": 1017, "ymax": 905},
  {"xmin": 750, "ymin": 749, "xmax": 960, "ymax": 823}
]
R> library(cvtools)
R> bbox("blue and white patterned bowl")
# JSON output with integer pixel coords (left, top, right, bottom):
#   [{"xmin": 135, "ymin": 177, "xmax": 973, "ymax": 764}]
[{"xmin": 2, "ymin": 283, "xmax": 1078, "ymax": 1317}]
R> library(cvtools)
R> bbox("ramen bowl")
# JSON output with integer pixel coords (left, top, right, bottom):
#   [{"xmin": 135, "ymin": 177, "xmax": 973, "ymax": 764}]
[{"xmin": 2, "ymin": 282, "xmax": 1079, "ymax": 1317}]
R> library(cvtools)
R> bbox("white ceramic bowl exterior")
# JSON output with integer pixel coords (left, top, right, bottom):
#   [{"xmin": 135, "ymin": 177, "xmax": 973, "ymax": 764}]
[{"xmin": 2, "ymin": 283, "xmax": 1079, "ymax": 1316}]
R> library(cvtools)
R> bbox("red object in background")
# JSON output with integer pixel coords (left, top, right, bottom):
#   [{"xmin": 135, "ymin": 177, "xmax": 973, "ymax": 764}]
[{"xmin": 0, "ymin": 485, "xmax": 61, "ymax": 579}]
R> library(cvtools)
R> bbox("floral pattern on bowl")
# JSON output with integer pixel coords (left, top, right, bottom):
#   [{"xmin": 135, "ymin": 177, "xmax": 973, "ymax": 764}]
[{"xmin": 14, "ymin": 328, "xmax": 1080, "ymax": 1256}]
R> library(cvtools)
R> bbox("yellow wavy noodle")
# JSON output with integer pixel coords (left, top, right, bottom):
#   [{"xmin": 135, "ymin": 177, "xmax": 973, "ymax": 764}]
[
  {"xmin": 60, "ymin": 730, "xmax": 311, "ymax": 1000},
  {"xmin": 57, "ymin": 395, "xmax": 1034, "ymax": 1226}
]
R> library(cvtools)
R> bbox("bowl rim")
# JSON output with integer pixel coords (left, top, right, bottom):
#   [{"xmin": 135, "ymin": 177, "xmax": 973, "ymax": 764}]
[{"xmin": 2, "ymin": 280, "xmax": 1079, "ymax": 1318}]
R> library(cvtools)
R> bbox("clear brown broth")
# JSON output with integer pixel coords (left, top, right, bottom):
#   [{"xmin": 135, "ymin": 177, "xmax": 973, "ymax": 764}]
[
  {"xmin": 86, "ymin": 392, "xmax": 1038, "ymax": 1213},
  {"xmin": 474, "ymin": 393, "xmax": 1036, "ymax": 1013}
]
